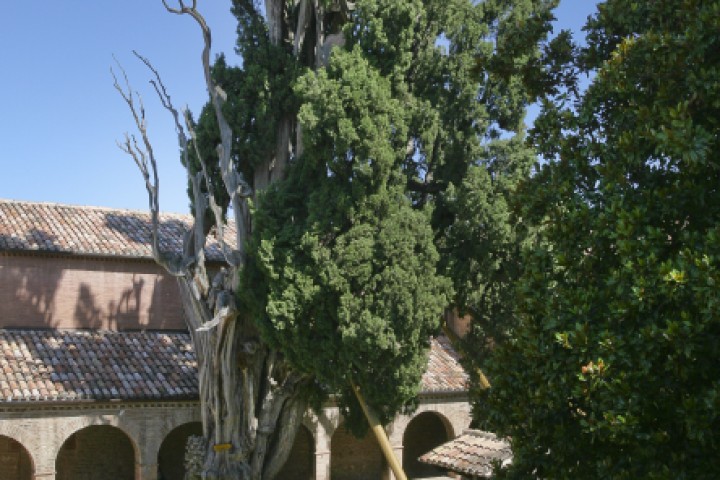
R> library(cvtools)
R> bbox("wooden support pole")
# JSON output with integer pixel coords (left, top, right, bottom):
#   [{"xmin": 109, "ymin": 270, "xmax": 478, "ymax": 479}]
[{"xmin": 351, "ymin": 382, "xmax": 407, "ymax": 480}]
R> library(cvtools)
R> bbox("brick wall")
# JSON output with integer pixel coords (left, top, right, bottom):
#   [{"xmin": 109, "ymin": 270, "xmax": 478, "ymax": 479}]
[
  {"xmin": 56, "ymin": 425, "xmax": 135, "ymax": 480},
  {"xmin": 0, "ymin": 254, "xmax": 184, "ymax": 330},
  {"xmin": 444, "ymin": 309, "xmax": 472, "ymax": 338},
  {"xmin": 331, "ymin": 425, "xmax": 387, "ymax": 480}
]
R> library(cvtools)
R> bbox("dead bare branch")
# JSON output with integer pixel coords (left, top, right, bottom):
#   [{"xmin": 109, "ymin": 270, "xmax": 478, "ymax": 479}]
[
  {"xmin": 130, "ymin": 51, "xmax": 210, "ymax": 262},
  {"xmin": 183, "ymin": 110, "xmax": 238, "ymax": 266},
  {"xmin": 161, "ymin": 1, "xmax": 251, "ymax": 265},
  {"xmin": 112, "ymin": 57, "xmax": 183, "ymax": 276}
]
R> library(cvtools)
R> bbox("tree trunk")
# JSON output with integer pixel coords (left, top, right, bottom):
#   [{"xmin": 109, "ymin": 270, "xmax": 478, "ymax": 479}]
[
  {"xmin": 178, "ymin": 271, "xmax": 308, "ymax": 479},
  {"xmin": 118, "ymin": 2, "xmax": 356, "ymax": 478}
]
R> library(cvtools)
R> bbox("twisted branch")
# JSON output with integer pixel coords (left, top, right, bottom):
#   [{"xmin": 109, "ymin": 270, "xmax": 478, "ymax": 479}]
[
  {"xmin": 112, "ymin": 58, "xmax": 184, "ymax": 276},
  {"xmin": 163, "ymin": 0, "xmax": 251, "ymax": 265}
]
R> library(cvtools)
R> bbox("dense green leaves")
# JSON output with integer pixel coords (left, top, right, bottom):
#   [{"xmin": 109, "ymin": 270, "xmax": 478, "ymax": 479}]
[
  {"xmin": 191, "ymin": 0, "xmax": 557, "ymax": 433},
  {"xmin": 480, "ymin": 1, "xmax": 720, "ymax": 477},
  {"xmin": 245, "ymin": 44, "xmax": 452, "ymax": 431},
  {"xmin": 243, "ymin": 0, "xmax": 555, "ymax": 431}
]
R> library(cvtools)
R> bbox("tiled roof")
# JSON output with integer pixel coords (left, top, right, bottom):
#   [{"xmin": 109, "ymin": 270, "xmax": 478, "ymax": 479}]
[
  {"xmin": 419, "ymin": 429, "xmax": 512, "ymax": 478},
  {"xmin": 0, "ymin": 329, "xmax": 197, "ymax": 402},
  {"xmin": 421, "ymin": 335, "xmax": 469, "ymax": 393},
  {"xmin": 0, "ymin": 199, "xmax": 235, "ymax": 261},
  {"xmin": 0, "ymin": 330, "xmax": 466, "ymax": 403}
]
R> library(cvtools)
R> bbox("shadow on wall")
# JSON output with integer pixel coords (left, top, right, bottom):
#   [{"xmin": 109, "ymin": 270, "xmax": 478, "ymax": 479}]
[
  {"xmin": 73, "ymin": 276, "xmax": 145, "ymax": 330},
  {"xmin": 105, "ymin": 211, "xmax": 191, "ymax": 331},
  {"xmin": 1, "ymin": 232, "xmax": 184, "ymax": 331},
  {"xmin": 0, "ymin": 230, "xmax": 64, "ymax": 329},
  {"xmin": 148, "ymin": 272, "xmax": 179, "ymax": 330}
]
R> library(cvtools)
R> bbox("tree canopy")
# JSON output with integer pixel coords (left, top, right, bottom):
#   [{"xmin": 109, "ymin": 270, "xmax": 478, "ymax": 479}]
[
  {"xmin": 477, "ymin": 1, "xmax": 720, "ymax": 478},
  {"xmin": 187, "ymin": 0, "xmax": 559, "ymax": 433},
  {"xmin": 122, "ymin": 0, "xmax": 561, "ymax": 476}
]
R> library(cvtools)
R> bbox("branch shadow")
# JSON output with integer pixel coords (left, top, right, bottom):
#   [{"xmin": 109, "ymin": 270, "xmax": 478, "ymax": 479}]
[{"xmin": 0, "ymin": 229, "xmax": 64, "ymax": 329}]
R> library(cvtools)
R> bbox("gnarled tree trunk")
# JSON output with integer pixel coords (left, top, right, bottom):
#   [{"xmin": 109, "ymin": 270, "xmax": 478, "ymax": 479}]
[{"xmin": 115, "ymin": 1, "xmax": 353, "ymax": 478}]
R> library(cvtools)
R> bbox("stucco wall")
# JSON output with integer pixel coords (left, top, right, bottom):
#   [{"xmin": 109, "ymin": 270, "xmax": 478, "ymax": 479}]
[{"xmin": 0, "ymin": 254, "xmax": 184, "ymax": 330}]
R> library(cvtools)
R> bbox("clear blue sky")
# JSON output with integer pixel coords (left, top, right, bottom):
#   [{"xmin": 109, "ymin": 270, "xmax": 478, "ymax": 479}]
[{"xmin": 1, "ymin": 1, "xmax": 599, "ymax": 214}]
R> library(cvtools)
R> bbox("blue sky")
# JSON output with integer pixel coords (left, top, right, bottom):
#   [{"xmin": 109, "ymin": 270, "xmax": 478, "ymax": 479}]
[{"xmin": 1, "ymin": 1, "xmax": 599, "ymax": 214}]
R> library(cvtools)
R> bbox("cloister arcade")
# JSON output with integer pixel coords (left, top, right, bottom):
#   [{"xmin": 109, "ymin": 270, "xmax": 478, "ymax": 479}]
[{"xmin": 0, "ymin": 394, "xmax": 469, "ymax": 480}]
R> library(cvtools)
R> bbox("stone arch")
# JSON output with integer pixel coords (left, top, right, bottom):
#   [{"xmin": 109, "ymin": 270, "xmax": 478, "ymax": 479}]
[
  {"xmin": 331, "ymin": 422, "xmax": 388, "ymax": 480},
  {"xmin": 0, "ymin": 434, "xmax": 34, "ymax": 480},
  {"xmin": 56, "ymin": 416, "xmax": 141, "ymax": 455},
  {"xmin": 275, "ymin": 424, "xmax": 315, "ymax": 480},
  {"xmin": 402, "ymin": 411, "xmax": 453, "ymax": 478},
  {"xmin": 56, "ymin": 425, "xmax": 137, "ymax": 480},
  {"xmin": 157, "ymin": 421, "xmax": 203, "ymax": 480}
]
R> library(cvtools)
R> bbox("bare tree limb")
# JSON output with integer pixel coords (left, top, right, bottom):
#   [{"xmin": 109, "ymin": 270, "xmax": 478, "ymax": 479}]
[
  {"xmin": 163, "ymin": 0, "xmax": 251, "ymax": 265},
  {"xmin": 115, "ymin": 4, "xmax": 319, "ymax": 477},
  {"xmin": 111, "ymin": 58, "xmax": 184, "ymax": 276},
  {"xmin": 183, "ymin": 110, "xmax": 239, "ymax": 266},
  {"xmin": 130, "ymin": 50, "xmax": 208, "ymax": 259}
]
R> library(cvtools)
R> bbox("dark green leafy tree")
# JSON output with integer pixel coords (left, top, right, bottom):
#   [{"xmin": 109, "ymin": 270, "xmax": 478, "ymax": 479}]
[
  {"xmin": 118, "ymin": 0, "xmax": 559, "ymax": 477},
  {"xmin": 478, "ymin": 1, "xmax": 720, "ymax": 478}
]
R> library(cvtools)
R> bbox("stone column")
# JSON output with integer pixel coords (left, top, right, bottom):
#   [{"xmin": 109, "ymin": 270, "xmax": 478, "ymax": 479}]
[
  {"xmin": 137, "ymin": 463, "xmax": 158, "ymax": 480},
  {"xmin": 312, "ymin": 409, "xmax": 337, "ymax": 480},
  {"xmin": 389, "ymin": 445, "xmax": 404, "ymax": 480},
  {"xmin": 314, "ymin": 450, "xmax": 331, "ymax": 480},
  {"xmin": 34, "ymin": 452, "xmax": 59, "ymax": 480},
  {"xmin": 34, "ymin": 472, "xmax": 56, "ymax": 480}
]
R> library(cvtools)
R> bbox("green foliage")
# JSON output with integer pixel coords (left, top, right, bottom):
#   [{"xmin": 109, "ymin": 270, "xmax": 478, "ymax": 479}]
[
  {"xmin": 193, "ymin": 0, "xmax": 557, "ymax": 433},
  {"xmin": 480, "ymin": 1, "xmax": 720, "ymax": 477},
  {"xmin": 184, "ymin": 0, "xmax": 300, "ymax": 217},
  {"xmin": 244, "ymin": 45, "xmax": 452, "ymax": 432}
]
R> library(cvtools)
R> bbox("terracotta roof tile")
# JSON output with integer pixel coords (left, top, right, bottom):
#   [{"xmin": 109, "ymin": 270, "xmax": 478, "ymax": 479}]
[
  {"xmin": 421, "ymin": 335, "xmax": 469, "ymax": 393},
  {"xmin": 420, "ymin": 429, "xmax": 512, "ymax": 477},
  {"xmin": 0, "ymin": 329, "xmax": 197, "ymax": 402},
  {"xmin": 0, "ymin": 330, "xmax": 466, "ymax": 403},
  {"xmin": 0, "ymin": 199, "xmax": 235, "ymax": 261}
]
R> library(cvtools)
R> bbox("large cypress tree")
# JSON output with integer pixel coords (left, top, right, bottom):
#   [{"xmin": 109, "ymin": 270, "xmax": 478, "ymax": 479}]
[
  {"xmin": 119, "ymin": 0, "xmax": 558, "ymax": 477},
  {"xmin": 479, "ymin": 1, "xmax": 720, "ymax": 478}
]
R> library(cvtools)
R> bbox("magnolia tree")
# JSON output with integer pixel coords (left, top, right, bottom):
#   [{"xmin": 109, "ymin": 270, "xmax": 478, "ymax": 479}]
[
  {"xmin": 478, "ymin": 0, "xmax": 720, "ymax": 477},
  {"xmin": 116, "ymin": 0, "xmax": 558, "ymax": 478}
]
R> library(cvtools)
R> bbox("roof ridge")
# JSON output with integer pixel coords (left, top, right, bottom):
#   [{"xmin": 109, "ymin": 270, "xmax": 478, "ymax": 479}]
[
  {"xmin": 0, "ymin": 198, "xmax": 235, "ymax": 260},
  {"xmin": 0, "ymin": 198, "xmax": 190, "ymax": 217}
]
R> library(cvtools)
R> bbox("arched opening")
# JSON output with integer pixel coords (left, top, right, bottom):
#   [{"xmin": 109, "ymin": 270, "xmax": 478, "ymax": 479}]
[
  {"xmin": 402, "ymin": 411, "xmax": 452, "ymax": 478},
  {"xmin": 0, "ymin": 435, "xmax": 33, "ymax": 480},
  {"xmin": 331, "ymin": 423, "xmax": 387, "ymax": 480},
  {"xmin": 275, "ymin": 424, "xmax": 315, "ymax": 480},
  {"xmin": 157, "ymin": 422, "xmax": 203, "ymax": 480},
  {"xmin": 56, "ymin": 425, "xmax": 136, "ymax": 480}
]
